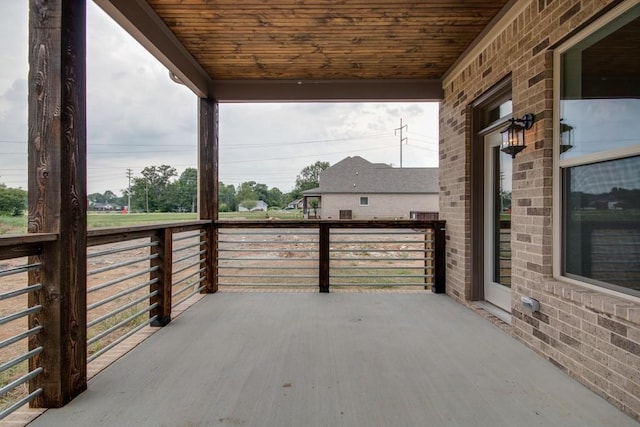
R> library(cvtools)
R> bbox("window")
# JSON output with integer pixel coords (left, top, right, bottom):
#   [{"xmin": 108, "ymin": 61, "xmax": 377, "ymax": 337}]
[
  {"xmin": 359, "ymin": 196, "xmax": 369, "ymax": 206},
  {"xmin": 556, "ymin": 3, "xmax": 640, "ymax": 297}
]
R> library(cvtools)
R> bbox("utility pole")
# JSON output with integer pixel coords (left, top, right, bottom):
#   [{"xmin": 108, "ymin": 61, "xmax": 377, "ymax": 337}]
[
  {"xmin": 126, "ymin": 168, "xmax": 133, "ymax": 214},
  {"xmin": 395, "ymin": 118, "xmax": 408, "ymax": 167}
]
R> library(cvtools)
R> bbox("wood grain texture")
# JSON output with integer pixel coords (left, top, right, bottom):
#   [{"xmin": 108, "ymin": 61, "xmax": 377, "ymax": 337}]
[
  {"xmin": 150, "ymin": 228, "xmax": 173, "ymax": 326},
  {"xmin": 146, "ymin": 0, "xmax": 509, "ymax": 80},
  {"xmin": 199, "ymin": 98, "xmax": 218, "ymax": 292},
  {"xmin": 27, "ymin": 0, "xmax": 87, "ymax": 407}
]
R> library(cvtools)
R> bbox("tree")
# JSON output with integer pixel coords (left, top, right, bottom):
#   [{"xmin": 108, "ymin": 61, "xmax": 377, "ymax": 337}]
[
  {"xmin": 0, "ymin": 184, "xmax": 27, "ymax": 216},
  {"xmin": 129, "ymin": 165, "xmax": 177, "ymax": 212},
  {"xmin": 309, "ymin": 198, "xmax": 319, "ymax": 216},
  {"xmin": 267, "ymin": 187, "xmax": 284, "ymax": 208},
  {"xmin": 292, "ymin": 161, "xmax": 329, "ymax": 198},
  {"xmin": 236, "ymin": 181, "xmax": 259, "ymax": 207},
  {"xmin": 88, "ymin": 192, "xmax": 106, "ymax": 204},
  {"xmin": 219, "ymin": 182, "xmax": 237, "ymax": 212},
  {"xmin": 170, "ymin": 168, "xmax": 197, "ymax": 212}
]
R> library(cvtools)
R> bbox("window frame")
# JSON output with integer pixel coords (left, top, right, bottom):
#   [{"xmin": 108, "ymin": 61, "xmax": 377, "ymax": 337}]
[
  {"xmin": 552, "ymin": 0, "xmax": 640, "ymax": 300},
  {"xmin": 359, "ymin": 196, "xmax": 369, "ymax": 206}
]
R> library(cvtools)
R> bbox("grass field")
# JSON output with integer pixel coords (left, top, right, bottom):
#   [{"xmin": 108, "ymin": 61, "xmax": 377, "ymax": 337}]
[{"xmin": 0, "ymin": 210, "xmax": 304, "ymax": 235}]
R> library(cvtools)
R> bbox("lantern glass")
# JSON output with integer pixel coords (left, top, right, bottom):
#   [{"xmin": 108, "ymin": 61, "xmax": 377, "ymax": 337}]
[
  {"xmin": 560, "ymin": 122, "xmax": 574, "ymax": 153},
  {"xmin": 500, "ymin": 121, "xmax": 527, "ymax": 158},
  {"xmin": 501, "ymin": 122, "xmax": 524, "ymax": 148}
]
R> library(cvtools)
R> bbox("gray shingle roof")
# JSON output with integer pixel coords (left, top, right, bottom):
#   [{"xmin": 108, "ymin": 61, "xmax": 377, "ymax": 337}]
[{"xmin": 304, "ymin": 156, "xmax": 438, "ymax": 194}]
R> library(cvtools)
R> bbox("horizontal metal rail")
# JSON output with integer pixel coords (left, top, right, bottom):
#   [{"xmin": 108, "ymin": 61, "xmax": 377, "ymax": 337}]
[
  {"xmin": 172, "ymin": 268, "xmax": 206, "ymax": 290},
  {"xmin": 87, "ymin": 291, "xmax": 158, "ymax": 329},
  {"xmin": 88, "ymin": 254, "xmax": 158, "ymax": 276},
  {"xmin": 218, "ymin": 265, "xmax": 317, "ymax": 270},
  {"xmin": 0, "ymin": 263, "xmax": 41, "ymax": 278},
  {"xmin": 0, "ymin": 347, "xmax": 43, "ymax": 375},
  {"xmin": 218, "ymin": 274, "xmax": 319, "ymax": 279},
  {"xmin": 87, "ymin": 266, "xmax": 158, "ymax": 294},
  {"xmin": 332, "ymin": 274, "xmax": 430, "ymax": 278},
  {"xmin": 0, "ymin": 283, "xmax": 42, "ymax": 301},
  {"xmin": 88, "ymin": 316, "xmax": 158, "ymax": 363},
  {"xmin": 330, "ymin": 282, "xmax": 431, "ymax": 287},
  {"xmin": 173, "ymin": 280, "xmax": 201, "ymax": 299},
  {"xmin": 0, "ymin": 367, "xmax": 43, "ymax": 398},
  {"xmin": 173, "ymin": 259, "xmax": 204, "ymax": 276},
  {"xmin": 172, "ymin": 231, "xmax": 205, "ymax": 243},
  {"xmin": 0, "ymin": 388, "xmax": 43, "ymax": 421},
  {"xmin": 331, "ymin": 266, "xmax": 428, "ymax": 270},
  {"xmin": 219, "ymin": 248, "xmax": 318, "ymax": 253},
  {"xmin": 330, "ymin": 248, "xmax": 427, "ymax": 253},
  {"xmin": 218, "ymin": 257, "xmax": 316, "ymax": 262},
  {"xmin": 88, "ymin": 303, "xmax": 158, "ymax": 346},
  {"xmin": 173, "ymin": 249, "xmax": 206, "ymax": 265},
  {"xmin": 219, "ymin": 231, "xmax": 318, "ymax": 236},
  {"xmin": 0, "ymin": 305, "xmax": 42, "ymax": 326},
  {"xmin": 172, "ymin": 240, "xmax": 205, "ymax": 254},
  {"xmin": 88, "ymin": 279, "xmax": 157, "ymax": 312},
  {"xmin": 172, "ymin": 278, "xmax": 206, "ymax": 308},
  {"xmin": 0, "ymin": 326, "xmax": 43, "ymax": 352},
  {"xmin": 87, "ymin": 240, "xmax": 157, "ymax": 259},
  {"xmin": 330, "ymin": 257, "xmax": 428, "ymax": 261}
]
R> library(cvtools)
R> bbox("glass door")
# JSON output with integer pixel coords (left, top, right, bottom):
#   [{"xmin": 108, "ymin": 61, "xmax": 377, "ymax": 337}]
[{"xmin": 484, "ymin": 130, "xmax": 512, "ymax": 312}]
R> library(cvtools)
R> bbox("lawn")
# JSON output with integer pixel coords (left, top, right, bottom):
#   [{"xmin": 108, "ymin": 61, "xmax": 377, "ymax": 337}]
[{"xmin": 0, "ymin": 210, "xmax": 304, "ymax": 235}]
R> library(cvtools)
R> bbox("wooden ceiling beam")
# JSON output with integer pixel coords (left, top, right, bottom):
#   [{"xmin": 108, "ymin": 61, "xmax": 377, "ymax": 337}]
[{"xmin": 209, "ymin": 79, "xmax": 443, "ymax": 102}]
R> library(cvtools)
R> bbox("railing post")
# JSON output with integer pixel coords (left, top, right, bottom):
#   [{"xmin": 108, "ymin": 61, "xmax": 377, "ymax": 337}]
[
  {"xmin": 199, "ymin": 97, "xmax": 218, "ymax": 293},
  {"xmin": 319, "ymin": 223, "xmax": 330, "ymax": 293},
  {"xmin": 27, "ymin": 0, "xmax": 87, "ymax": 407},
  {"xmin": 150, "ymin": 228, "xmax": 172, "ymax": 326},
  {"xmin": 424, "ymin": 226, "xmax": 432, "ymax": 290},
  {"xmin": 432, "ymin": 221, "xmax": 446, "ymax": 293},
  {"xmin": 203, "ymin": 224, "xmax": 218, "ymax": 293}
]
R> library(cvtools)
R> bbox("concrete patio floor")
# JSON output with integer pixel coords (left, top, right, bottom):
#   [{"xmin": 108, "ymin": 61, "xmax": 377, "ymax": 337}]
[{"xmin": 29, "ymin": 292, "xmax": 638, "ymax": 426}]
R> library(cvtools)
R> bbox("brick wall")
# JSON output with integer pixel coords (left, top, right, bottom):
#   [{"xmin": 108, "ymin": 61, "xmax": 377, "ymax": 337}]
[{"xmin": 440, "ymin": 0, "xmax": 640, "ymax": 421}]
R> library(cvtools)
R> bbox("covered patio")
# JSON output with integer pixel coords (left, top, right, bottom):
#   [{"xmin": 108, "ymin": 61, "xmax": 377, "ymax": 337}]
[
  {"xmin": 0, "ymin": 0, "xmax": 638, "ymax": 424},
  {"xmin": 29, "ymin": 292, "xmax": 638, "ymax": 426}
]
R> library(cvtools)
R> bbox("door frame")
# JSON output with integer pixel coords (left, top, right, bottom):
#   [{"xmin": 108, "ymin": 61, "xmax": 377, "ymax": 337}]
[
  {"xmin": 470, "ymin": 76, "xmax": 512, "ymax": 302},
  {"xmin": 483, "ymin": 130, "xmax": 512, "ymax": 311}
]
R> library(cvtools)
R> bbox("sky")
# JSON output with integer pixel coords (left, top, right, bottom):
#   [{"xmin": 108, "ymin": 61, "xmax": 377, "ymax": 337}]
[{"xmin": 0, "ymin": 2, "xmax": 439, "ymax": 196}]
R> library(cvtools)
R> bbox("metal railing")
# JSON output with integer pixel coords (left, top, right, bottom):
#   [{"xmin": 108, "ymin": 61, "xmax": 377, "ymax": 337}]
[
  {"xmin": 0, "ymin": 235, "xmax": 54, "ymax": 420},
  {"xmin": 171, "ymin": 229, "xmax": 208, "ymax": 307},
  {"xmin": 215, "ymin": 220, "xmax": 446, "ymax": 293},
  {"xmin": 86, "ymin": 221, "xmax": 213, "ymax": 357},
  {"xmin": 0, "ymin": 218, "xmax": 445, "ymax": 415},
  {"xmin": 86, "ymin": 238, "xmax": 161, "ymax": 362},
  {"xmin": 330, "ymin": 228, "xmax": 434, "ymax": 287},
  {"xmin": 218, "ymin": 228, "xmax": 319, "ymax": 288}
]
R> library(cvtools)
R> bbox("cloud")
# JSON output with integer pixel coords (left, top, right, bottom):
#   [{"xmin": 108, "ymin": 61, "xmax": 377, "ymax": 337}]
[{"xmin": 0, "ymin": 3, "xmax": 439, "ymax": 196}]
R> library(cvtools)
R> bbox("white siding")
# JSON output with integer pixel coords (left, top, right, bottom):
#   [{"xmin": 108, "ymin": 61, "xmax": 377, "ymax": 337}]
[{"xmin": 320, "ymin": 193, "xmax": 438, "ymax": 219}]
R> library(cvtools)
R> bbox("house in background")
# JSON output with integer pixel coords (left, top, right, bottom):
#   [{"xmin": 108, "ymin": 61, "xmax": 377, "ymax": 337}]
[
  {"xmin": 285, "ymin": 198, "xmax": 304, "ymax": 210},
  {"xmin": 237, "ymin": 200, "xmax": 268, "ymax": 212},
  {"xmin": 302, "ymin": 156, "xmax": 439, "ymax": 220}
]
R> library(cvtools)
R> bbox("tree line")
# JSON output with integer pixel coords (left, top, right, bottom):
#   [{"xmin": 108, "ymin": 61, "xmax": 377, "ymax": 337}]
[
  {"xmin": 89, "ymin": 160, "xmax": 330, "ymax": 213},
  {"xmin": 0, "ymin": 161, "xmax": 330, "ymax": 216}
]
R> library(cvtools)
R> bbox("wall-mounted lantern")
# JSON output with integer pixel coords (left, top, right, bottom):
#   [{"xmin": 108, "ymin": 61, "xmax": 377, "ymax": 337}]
[
  {"xmin": 500, "ymin": 113, "xmax": 535, "ymax": 158},
  {"xmin": 560, "ymin": 119, "xmax": 574, "ymax": 153}
]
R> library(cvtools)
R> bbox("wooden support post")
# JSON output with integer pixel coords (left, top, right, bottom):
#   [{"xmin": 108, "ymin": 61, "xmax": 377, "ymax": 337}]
[
  {"xmin": 432, "ymin": 221, "xmax": 447, "ymax": 294},
  {"xmin": 424, "ymin": 227, "xmax": 431, "ymax": 290},
  {"xmin": 150, "ymin": 228, "xmax": 172, "ymax": 326},
  {"xmin": 27, "ymin": 0, "xmax": 87, "ymax": 406},
  {"xmin": 319, "ymin": 224, "xmax": 330, "ymax": 293},
  {"xmin": 199, "ymin": 97, "xmax": 218, "ymax": 293}
]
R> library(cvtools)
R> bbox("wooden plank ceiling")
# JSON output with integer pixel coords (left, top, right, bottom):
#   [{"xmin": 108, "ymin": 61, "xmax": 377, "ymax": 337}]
[{"xmin": 146, "ymin": 0, "xmax": 510, "ymax": 81}]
